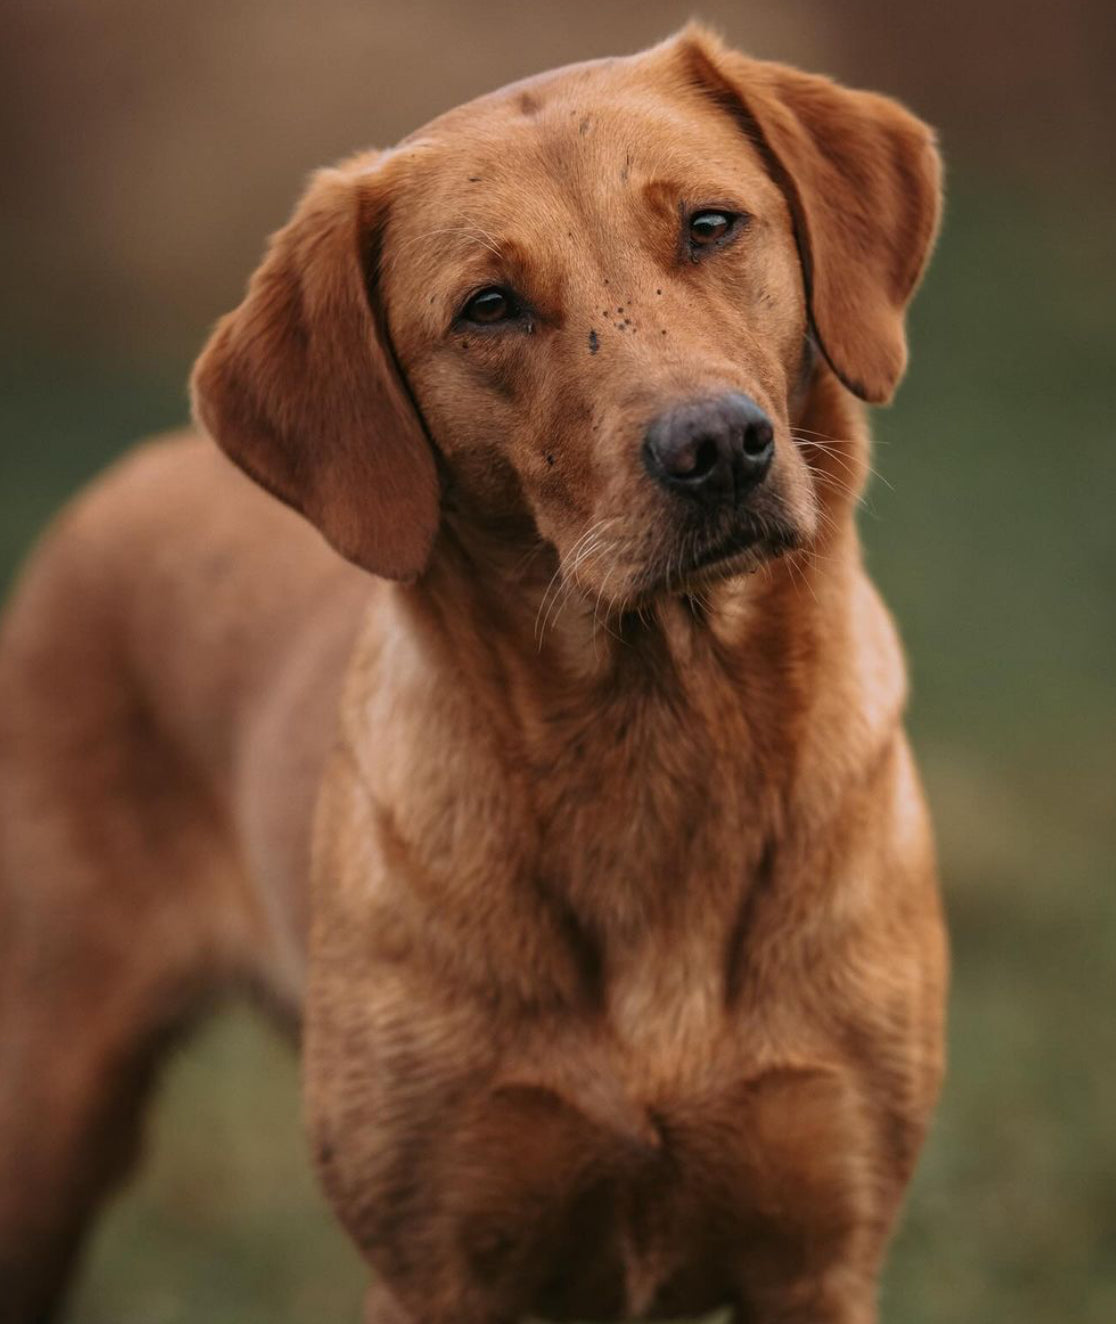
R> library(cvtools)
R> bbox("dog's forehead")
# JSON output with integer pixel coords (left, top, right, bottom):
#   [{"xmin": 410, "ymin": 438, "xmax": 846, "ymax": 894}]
[
  {"xmin": 389, "ymin": 52, "xmax": 777, "ymax": 232},
  {"xmin": 400, "ymin": 52, "xmax": 662, "ymax": 147}
]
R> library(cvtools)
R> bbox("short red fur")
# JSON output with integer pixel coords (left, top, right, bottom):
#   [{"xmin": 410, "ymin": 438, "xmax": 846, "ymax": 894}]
[{"xmin": 0, "ymin": 27, "xmax": 946, "ymax": 1323}]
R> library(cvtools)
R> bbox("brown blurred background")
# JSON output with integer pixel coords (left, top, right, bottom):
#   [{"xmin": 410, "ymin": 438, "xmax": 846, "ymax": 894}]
[
  {"xmin": 3, "ymin": 0, "xmax": 1112, "ymax": 369},
  {"xmin": 2, "ymin": 3, "xmax": 1114, "ymax": 1322}
]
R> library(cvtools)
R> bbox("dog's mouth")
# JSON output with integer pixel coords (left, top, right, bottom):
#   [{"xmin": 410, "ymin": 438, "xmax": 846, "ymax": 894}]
[
  {"xmin": 690, "ymin": 525, "xmax": 770, "ymax": 573},
  {"xmin": 554, "ymin": 508, "xmax": 804, "ymax": 616},
  {"xmin": 636, "ymin": 515, "xmax": 801, "ymax": 600}
]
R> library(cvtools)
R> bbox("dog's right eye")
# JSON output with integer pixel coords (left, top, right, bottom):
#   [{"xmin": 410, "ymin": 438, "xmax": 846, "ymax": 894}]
[{"xmin": 461, "ymin": 287, "xmax": 520, "ymax": 325}]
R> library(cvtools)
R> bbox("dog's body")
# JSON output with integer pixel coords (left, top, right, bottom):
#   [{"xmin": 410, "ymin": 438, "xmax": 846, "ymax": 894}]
[{"xmin": 0, "ymin": 28, "xmax": 947, "ymax": 1324}]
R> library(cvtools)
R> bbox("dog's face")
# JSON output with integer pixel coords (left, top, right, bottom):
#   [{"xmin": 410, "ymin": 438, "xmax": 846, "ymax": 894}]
[
  {"xmin": 386, "ymin": 72, "xmax": 813, "ymax": 604},
  {"xmin": 193, "ymin": 28, "xmax": 941, "ymax": 603}
]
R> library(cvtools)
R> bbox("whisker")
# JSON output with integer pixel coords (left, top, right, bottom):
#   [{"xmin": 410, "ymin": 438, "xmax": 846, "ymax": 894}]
[
  {"xmin": 794, "ymin": 434, "xmax": 895, "ymax": 494},
  {"xmin": 536, "ymin": 518, "xmax": 623, "ymax": 646}
]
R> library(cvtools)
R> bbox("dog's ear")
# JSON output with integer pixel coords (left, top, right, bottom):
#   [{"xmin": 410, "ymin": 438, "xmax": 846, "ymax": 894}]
[
  {"xmin": 673, "ymin": 28, "xmax": 942, "ymax": 404},
  {"xmin": 191, "ymin": 156, "xmax": 439, "ymax": 579}
]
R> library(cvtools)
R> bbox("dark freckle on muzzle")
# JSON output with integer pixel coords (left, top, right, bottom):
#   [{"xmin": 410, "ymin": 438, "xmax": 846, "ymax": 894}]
[
  {"xmin": 588, "ymin": 330, "xmax": 600, "ymax": 355},
  {"xmin": 642, "ymin": 393, "xmax": 775, "ymax": 506}
]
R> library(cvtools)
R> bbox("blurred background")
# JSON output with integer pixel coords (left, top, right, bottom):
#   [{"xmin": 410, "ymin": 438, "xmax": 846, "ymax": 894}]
[{"xmin": 1, "ymin": 1, "xmax": 1113, "ymax": 1321}]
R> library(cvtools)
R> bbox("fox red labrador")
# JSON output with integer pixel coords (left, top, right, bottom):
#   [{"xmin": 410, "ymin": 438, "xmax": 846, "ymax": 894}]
[{"xmin": 0, "ymin": 25, "xmax": 947, "ymax": 1324}]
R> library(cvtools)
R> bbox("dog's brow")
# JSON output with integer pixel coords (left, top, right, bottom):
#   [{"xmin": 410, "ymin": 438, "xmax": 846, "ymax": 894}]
[{"xmin": 395, "ymin": 225, "xmax": 505, "ymax": 261}]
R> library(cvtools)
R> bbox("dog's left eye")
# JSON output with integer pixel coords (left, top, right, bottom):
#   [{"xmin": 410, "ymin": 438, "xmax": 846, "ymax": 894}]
[
  {"xmin": 690, "ymin": 211, "xmax": 732, "ymax": 243},
  {"xmin": 686, "ymin": 210, "xmax": 745, "ymax": 257},
  {"xmin": 461, "ymin": 287, "xmax": 520, "ymax": 325}
]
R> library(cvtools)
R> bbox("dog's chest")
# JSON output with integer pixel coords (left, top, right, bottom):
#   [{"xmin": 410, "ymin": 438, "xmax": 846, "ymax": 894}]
[
  {"xmin": 446, "ymin": 1016, "xmax": 870, "ymax": 1323},
  {"xmin": 322, "ymin": 626, "xmax": 890, "ymax": 1322}
]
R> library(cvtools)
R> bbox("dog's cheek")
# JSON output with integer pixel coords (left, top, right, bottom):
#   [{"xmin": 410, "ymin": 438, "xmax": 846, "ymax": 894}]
[
  {"xmin": 762, "ymin": 438, "xmax": 820, "ymax": 545},
  {"xmin": 704, "ymin": 219, "xmax": 807, "ymax": 411},
  {"xmin": 491, "ymin": 399, "xmax": 608, "ymax": 556},
  {"xmin": 751, "ymin": 215, "xmax": 810, "ymax": 375},
  {"xmin": 444, "ymin": 442, "xmax": 538, "ymax": 530}
]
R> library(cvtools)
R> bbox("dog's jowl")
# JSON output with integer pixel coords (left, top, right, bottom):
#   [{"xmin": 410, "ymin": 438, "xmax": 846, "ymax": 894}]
[{"xmin": 0, "ymin": 25, "xmax": 946, "ymax": 1324}]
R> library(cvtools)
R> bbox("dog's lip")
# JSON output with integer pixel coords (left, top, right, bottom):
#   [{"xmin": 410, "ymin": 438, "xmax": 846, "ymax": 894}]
[
  {"xmin": 667, "ymin": 517, "xmax": 800, "ymax": 589},
  {"xmin": 620, "ymin": 516, "xmax": 801, "ymax": 606},
  {"xmin": 628, "ymin": 522, "xmax": 769, "ymax": 603},
  {"xmin": 686, "ymin": 525, "xmax": 764, "ymax": 573}
]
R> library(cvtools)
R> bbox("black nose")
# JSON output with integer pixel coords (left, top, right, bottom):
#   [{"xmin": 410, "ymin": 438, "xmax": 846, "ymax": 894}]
[{"xmin": 642, "ymin": 393, "xmax": 775, "ymax": 503}]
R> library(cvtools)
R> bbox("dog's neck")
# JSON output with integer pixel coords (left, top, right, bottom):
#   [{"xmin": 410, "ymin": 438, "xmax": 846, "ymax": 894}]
[{"xmin": 368, "ymin": 375, "xmax": 904, "ymax": 938}]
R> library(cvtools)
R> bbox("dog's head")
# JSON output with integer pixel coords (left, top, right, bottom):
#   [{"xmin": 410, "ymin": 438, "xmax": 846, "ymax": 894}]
[{"xmin": 192, "ymin": 27, "xmax": 941, "ymax": 605}]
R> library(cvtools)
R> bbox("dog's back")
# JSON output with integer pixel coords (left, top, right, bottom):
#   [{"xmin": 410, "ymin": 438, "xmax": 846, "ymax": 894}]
[{"xmin": 0, "ymin": 433, "xmax": 363, "ymax": 1313}]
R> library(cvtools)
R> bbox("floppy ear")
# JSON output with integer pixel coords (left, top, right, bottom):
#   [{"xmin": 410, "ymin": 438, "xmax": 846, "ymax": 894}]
[
  {"xmin": 674, "ymin": 28, "xmax": 943, "ymax": 404},
  {"xmin": 191, "ymin": 156, "xmax": 439, "ymax": 579}
]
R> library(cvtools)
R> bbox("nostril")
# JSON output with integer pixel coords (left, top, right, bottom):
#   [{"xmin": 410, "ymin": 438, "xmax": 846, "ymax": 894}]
[
  {"xmin": 686, "ymin": 435, "xmax": 721, "ymax": 480},
  {"xmin": 742, "ymin": 419, "xmax": 774, "ymax": 458},
  {"xmin": 654, "ymin": 432, "xmax": 722, "ymax": 482}
]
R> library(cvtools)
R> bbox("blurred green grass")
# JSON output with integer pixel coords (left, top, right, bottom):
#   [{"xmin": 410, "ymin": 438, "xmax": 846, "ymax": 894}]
[{"xmin": 1, "ymin": 180, "xmax": 1113, "ymax": 1322}]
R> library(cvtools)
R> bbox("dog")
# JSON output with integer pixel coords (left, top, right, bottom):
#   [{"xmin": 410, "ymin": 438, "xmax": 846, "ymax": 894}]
[{"xmin": 0, "ymin": 24, "xmax": 947, "ymax": 1323}]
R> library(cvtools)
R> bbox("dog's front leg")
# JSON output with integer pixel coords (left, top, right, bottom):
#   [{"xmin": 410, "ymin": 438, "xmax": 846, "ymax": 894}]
[
  {"xmin": 363, "ymin": 1278, "xmax": 413, "ymax": 1324},
  {"xmin": 740, "ymin": 1278, "xmax": 878, "ymax": 1324}
]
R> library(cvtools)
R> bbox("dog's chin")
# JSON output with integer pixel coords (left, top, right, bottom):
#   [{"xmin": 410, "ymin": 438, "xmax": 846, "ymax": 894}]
[{"xmin": 634, "ymin": 516, "xmax": 802, "ymax": 603}]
